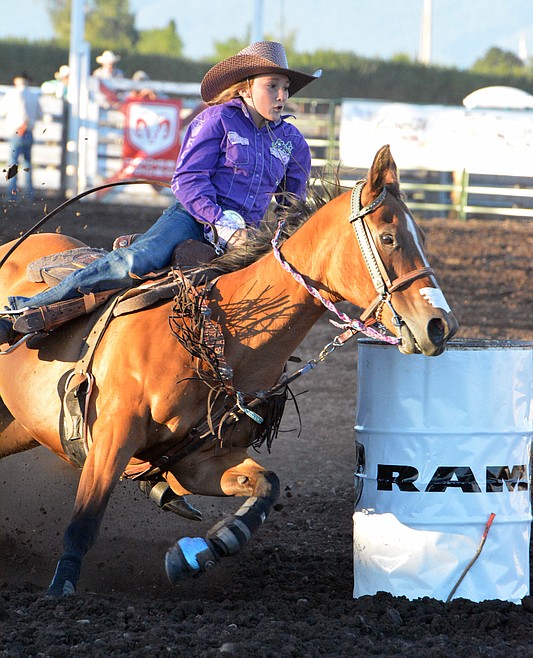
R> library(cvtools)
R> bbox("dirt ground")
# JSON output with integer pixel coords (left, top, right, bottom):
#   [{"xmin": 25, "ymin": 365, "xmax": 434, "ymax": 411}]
[{"xmin": 0, "ymin": 195, "xmax": 532, "ymax": 657}]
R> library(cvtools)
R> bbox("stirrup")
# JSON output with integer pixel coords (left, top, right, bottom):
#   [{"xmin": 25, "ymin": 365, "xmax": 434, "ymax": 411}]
[
  {"xmin": 1, "ymin": 307, "xmax": 30, "ymax": 316},
  {"xmin": 11, "ymin": 289, "xmax": 122, "ymax": 335},
  {"xmin": 0, "ymin": 332, "xmax": 40, "ymax": 355}
]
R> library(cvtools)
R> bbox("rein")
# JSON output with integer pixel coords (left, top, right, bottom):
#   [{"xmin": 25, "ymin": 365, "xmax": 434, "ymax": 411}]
[
  {"xmin": 272, "ymin": 179, "xmax": 435, "ymax": 347},
  {"xmin": 0, "ymin": 179, "xmax": 171, "ymax": 271}
]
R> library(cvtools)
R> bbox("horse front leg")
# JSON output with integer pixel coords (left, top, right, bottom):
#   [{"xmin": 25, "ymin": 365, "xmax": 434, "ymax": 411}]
[
  {"xmin": 165, "ymin": 456, "xmax": 280, "ymax": 583},
  {"xmin": 47, "ymin": 426, "xmax": 141, "ymax": 597}
]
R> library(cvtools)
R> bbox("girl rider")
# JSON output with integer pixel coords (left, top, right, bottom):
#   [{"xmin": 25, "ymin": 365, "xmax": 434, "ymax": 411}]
[{"xmin": 0, "ymin": 41, "xmax": 321, "ymax": 344}]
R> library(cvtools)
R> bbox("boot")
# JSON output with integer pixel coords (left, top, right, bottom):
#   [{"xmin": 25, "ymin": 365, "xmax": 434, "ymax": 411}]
[{"xmin": 0, "ymin": 318, "xmax": 15, "ymax": 345}]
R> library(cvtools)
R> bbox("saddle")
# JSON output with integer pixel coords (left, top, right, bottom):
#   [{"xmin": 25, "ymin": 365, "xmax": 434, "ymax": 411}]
[{"xmin": 13, "ymin": 238, "xmax": 218, "ymax": 336}]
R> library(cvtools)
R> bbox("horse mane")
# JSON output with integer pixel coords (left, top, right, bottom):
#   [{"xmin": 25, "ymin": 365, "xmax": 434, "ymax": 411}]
[{"xmin": 210, "ymin": 174, "xmax": 345, "ymax": 274}]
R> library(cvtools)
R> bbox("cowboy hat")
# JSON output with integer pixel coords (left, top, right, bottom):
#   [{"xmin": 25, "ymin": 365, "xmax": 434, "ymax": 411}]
[
  {"xmin": 200, "ymin": 41, "xmax": 322, "ymax": 103},
  {"xmin": 54, "ymin": 65, "xmax": 70, "ymax": 80},
  {"xmin": 132, "ymin": 70, "xmax": 150, "ymax": 82},
  {"xmin": 96, "ymin": 50, "xmax": 121, "ymax": 64}
]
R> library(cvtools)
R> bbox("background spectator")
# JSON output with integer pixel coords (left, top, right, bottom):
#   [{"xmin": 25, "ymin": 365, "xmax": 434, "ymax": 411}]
[
  {"xmin": 41, "ymin": 64, "xmax": 69, "ymax": 99},
  {"xmin": 127, "ymin": 70, "xmax": 159, "ymax": 101},
  {"xmin": 0, "ymin": 72, "xmax": 43, "ymax": 200},
  {"xmin": 92, "ymin": 51, "xmax": 125, "ymax": 79}
]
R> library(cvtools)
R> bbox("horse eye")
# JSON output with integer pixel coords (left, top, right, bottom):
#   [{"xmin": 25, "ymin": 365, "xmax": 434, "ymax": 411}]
[{"xmin": 381, "ymin": 233, "xmax": 395, "ymax": 246}]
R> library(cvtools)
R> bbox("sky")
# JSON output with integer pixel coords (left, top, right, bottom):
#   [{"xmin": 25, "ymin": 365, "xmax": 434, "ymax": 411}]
[{"xmin": 2, "ymin": 0, "xmax": 533, "ymax": 71}]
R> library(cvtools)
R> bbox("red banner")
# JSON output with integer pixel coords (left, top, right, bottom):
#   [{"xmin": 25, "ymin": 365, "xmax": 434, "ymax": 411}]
[{"xmin": 120, "ymin": 98, "xmax": 182, "ymax": 181}]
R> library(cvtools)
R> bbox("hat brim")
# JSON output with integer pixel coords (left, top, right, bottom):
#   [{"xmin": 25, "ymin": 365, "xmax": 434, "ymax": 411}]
[
  {"xmin": 96, "ymin": 55, "xmax": 121, "ymax": 64},
  {"xmin": 201, "ymin": 53, "xmax": 321, "ymax": 102}
]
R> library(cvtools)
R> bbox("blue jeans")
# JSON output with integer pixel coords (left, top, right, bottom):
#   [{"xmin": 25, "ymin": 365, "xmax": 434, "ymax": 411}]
[
  {"xmin": 9, "ymin": 202, "xmax": 206, "ymax": 310},
  {"xmin": 8, "ymin": 131, "xmax": 34, "ymax": 199}
]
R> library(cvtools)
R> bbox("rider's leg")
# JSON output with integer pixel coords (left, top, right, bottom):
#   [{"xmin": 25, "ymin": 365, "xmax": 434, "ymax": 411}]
[
  {"xmin": 0, "ymin": 203, "xmax": 204, "ymax": 344},
  {"xmin": 8, "ymin": 203, "xmax": 204, "ymax": 311}
]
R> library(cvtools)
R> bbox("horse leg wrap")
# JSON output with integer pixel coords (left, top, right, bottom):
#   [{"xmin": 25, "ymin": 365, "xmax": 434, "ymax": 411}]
[
  {"xmin": 138, "ymin": 479, "xmax": 174, "ymax": 507},
  {"xmin": 207, "ymin": 496, "xmax": 272, "ymax": 557},
  {"xmin": 47, "ymin": 554, "xmax": 81, "ymax": 597},
  {"xmin": 165, "ymin": 537, "xmax": 219, "ymax": 583},
  {"xmin": 165, "ymin": 497, "xmax": 273, "ymax": 584}
]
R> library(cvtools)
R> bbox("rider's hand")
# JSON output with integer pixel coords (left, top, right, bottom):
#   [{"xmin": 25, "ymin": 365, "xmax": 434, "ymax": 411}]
[{"xmin": 226, "ymin": 228, "xmax": 248, "ymax": 249}]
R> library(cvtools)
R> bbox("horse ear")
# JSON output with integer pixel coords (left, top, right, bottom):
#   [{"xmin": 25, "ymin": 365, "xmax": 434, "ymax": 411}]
[{"xmin": 367, "ymin": 144, "xmax": 399, "ymax": 193}]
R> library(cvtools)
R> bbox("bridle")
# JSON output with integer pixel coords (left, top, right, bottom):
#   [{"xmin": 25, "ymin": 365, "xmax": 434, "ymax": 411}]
[
  {"xmin": 349, "ymin": 179, "xmax": 434, "ymax": 329},
  {"xmin": 272, "ymin": 179, "xmax": 434, "ymax": 342}
]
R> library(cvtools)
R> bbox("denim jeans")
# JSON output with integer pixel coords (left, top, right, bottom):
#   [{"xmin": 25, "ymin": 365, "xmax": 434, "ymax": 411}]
[
  {"xmin": 8, "ymin": 131, "xmax": 34, "ymax": 199},
  {"xmin": 9, "ymin": 202, "xmax": 206, "ymax": 310}
]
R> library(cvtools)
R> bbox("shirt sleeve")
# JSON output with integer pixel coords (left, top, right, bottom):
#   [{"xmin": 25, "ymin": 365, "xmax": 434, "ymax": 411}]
[{"xmin": 171, "ymin": 110, "xmax": 225, "ymax": 226}]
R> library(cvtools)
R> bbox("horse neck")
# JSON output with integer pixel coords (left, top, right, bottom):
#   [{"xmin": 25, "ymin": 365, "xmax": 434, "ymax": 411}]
[{"xmin": 211, "ymin": 207, "xmax": 342, "ymax": 373}]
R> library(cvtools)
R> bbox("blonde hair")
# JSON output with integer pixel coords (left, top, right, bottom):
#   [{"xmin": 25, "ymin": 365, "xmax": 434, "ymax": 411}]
[{"xmin": 207, "ymin": 78, "xmax": 252, "ymax": 106}]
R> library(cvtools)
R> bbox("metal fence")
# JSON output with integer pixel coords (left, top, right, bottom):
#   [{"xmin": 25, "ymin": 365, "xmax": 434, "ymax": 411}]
[{"xmin": 1, "ymin": 84, "xmax": 532, "ymax": 220}]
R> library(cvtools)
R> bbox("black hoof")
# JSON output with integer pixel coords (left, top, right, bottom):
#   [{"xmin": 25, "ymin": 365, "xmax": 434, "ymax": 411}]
[{"xmin": 139, "ymin": 480, "xmax": 202, "ymax": 520}]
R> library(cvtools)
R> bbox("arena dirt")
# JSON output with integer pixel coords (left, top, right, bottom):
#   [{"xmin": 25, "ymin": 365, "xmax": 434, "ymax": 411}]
[{"xmin": 0, "ymin": 196, "xmax": 532, "ymax": 657}]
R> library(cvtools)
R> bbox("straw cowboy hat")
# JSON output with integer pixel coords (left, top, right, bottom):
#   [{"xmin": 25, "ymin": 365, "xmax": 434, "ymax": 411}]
[
  {"xmin": 96, "ymin": 50, "xmax": 121, "ymax": 64},
  {"xmin": 54, "ymin": 65, "xmax": 70, "ymax": 80},
  {"xmin": 200, "ymin": 41, "xmax": 322, "ymax": 102}
]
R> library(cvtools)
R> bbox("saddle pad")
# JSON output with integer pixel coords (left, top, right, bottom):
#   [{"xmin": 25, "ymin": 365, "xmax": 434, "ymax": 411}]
[{"xmin": 26, "ymin": 247, "xmax": 108, "ymax": 284}]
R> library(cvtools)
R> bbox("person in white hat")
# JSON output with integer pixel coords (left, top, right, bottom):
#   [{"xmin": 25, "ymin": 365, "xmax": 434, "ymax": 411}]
[
  {"xmin": 41, "ymin": 64, "xmax": 69, "ymax": 99},
  {"xmin": 92, "ymin": 50, "xmax": 124, "ymax": 79},
  {"xmin": 0, "ymin": 42, "xmax": 322, "ymax": 344}
]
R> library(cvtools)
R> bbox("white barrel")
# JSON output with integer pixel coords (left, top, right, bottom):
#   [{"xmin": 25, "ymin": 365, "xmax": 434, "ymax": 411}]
[{"xmin": 353, "ymin": 339, "xmax": 533, "ymax": 603}]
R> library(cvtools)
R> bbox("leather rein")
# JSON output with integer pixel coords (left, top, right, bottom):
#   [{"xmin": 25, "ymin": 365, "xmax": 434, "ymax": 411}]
[{"xmin": 273, "ymin": 179, "xmax": 434, "ymax": 338}]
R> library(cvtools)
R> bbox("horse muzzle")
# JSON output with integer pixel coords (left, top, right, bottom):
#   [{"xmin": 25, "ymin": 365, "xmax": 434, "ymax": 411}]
[{"xmin": 398, "ymin": 312, "xmax": 459, "ymax": 357}]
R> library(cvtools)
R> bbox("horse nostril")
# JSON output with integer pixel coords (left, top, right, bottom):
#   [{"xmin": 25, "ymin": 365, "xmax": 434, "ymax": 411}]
[
  {"xmin": 237, "ymin": 476, "xmax": 249, "ymax": 486},
  {"xmin": 428, "ymin": 318, "xmax": 445, "ymax": 345}
]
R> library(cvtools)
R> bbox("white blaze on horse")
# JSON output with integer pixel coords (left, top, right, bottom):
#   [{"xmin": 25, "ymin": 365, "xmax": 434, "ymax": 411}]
[{"xmin": 0, "ymin": 145, "xmax": 458, "ymax": 596}]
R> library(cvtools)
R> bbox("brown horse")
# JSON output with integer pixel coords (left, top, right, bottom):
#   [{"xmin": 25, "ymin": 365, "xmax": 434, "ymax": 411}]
[{"xmin": 0, "ymin": 146, "xmax": 457, "ymax": 595}]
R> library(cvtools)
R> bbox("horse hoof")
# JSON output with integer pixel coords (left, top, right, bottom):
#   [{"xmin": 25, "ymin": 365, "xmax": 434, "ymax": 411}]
[
  {"xmin": 162, "ymin": 497, "xmax": 203, "ymax": 521},
  {"xmin": 46, "ymin": 579, "xmax": 76, "ymax": 597},
  {"xmin": 46, "ymin": 555, "xmax": 80, "ymax": 597},
  {"xmin": 139, "ymin": 481, "xmax": 202, "ymax": 520},
  {"xmin": 165, "ymin": 537, "xmax": 218, "ymax": 584}
]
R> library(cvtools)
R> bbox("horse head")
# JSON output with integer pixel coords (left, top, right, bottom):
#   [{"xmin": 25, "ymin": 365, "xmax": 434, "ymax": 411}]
[{"xmin": 323, "ymin": 145, "xmax": 458, "ymax": 356}]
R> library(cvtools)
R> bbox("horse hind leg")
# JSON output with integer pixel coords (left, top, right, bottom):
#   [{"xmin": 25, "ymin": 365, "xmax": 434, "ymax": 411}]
[
  {"xmin": 165, "ymin": 459, "xmax": 280, "ymax": 583},
  {"xmin": 0, "ymin": 397, "xmax": 39, "ymax": 459}
]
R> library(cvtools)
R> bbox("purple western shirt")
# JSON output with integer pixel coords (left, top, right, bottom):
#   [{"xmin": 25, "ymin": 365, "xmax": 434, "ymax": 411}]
[{"xmin": 171, "ymin": 98, "xmax": 311, "ymax": 228}]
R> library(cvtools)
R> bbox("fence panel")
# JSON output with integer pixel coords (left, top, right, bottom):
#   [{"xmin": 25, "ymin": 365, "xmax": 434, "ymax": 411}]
[{"xmin": 1, "ymin": 85, "xmax": 532, "ymax": 220}]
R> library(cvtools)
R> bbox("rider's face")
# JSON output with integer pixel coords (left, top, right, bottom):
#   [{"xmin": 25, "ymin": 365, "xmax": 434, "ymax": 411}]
[{"xmin": 240, "ymin": 74, "xmax": 290, "ymax": 128}]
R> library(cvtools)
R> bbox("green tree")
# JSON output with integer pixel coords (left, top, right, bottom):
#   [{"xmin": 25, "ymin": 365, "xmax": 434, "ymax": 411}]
[
  {"xmin": 85, "ymin": 0, "xmax": 137, "ymax": 51},
  {"xmin": 136, "ymin": 20, "xmax": 183, "ymax": 56},
  {"xmin": 471, "ymin": 47, "xmax": 524, "ymax": 75},
  {"xmin": 46, "ymin": 0, "xmax": 137, "ymax": 50},
  {"xmin": 210, "ymin": 32, "xmax": 298, "ymax": 62},
  {"xmin": 212, "ymin": 37, "xmax": 250, "ymax": 61},
  {"xmin": 46, "ymin": 0, "xmax": 70, "ymax": 46}
]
